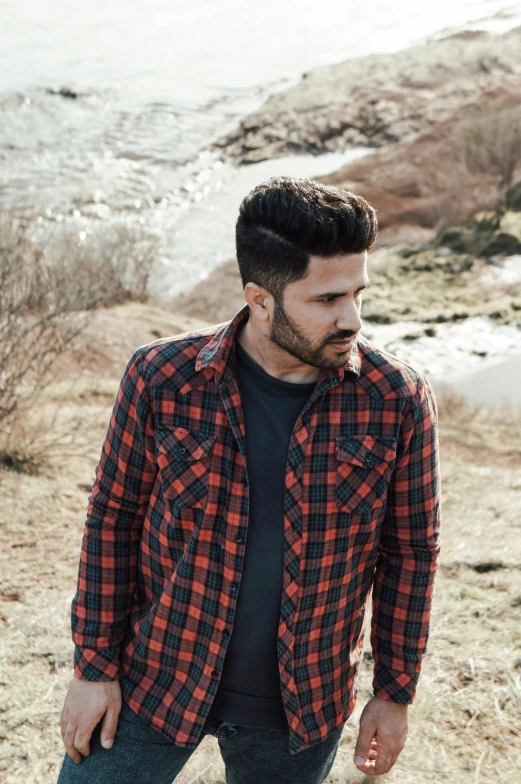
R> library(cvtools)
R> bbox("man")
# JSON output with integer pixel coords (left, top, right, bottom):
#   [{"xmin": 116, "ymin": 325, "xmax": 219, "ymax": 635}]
[{"xmin": 58, "ymin": 176, "xmax": 441, "ymax": 783}]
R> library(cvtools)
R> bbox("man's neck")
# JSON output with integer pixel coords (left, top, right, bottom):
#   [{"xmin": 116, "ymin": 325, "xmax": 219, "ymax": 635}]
[{"xmin": 236, "ymin": 319, "xmax": 321, "ymax": 384}]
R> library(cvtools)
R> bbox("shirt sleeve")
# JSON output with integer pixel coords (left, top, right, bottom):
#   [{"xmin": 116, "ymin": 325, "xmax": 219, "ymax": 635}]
[
  {"xmin": 71, "ymin": 347, "xmax": 157, "ymax": 681},
  {"xmin": 371, "ymin": 375, "xmax": 442, "ymax": 703}
]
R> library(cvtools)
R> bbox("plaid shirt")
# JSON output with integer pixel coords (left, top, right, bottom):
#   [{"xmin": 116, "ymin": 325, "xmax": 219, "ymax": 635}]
[{"xmin": 71, "ymin": 304, "xmax": 441, "ymax": 756}]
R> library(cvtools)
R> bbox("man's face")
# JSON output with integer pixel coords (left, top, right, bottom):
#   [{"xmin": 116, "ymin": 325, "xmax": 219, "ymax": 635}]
[{"xmin": 269, "ymin": 253, "xmax": 368, "ymax": 370}]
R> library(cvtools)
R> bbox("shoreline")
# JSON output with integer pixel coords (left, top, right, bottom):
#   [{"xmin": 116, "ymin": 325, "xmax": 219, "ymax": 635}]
[{"xmin": 212, "ymin": 26, "xmax": 521, "ymax": 166}]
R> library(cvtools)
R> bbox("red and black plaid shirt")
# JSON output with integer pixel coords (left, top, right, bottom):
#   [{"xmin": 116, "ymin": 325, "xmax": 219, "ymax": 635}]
[{"xmin": 72, "ymin": 304, "xmax": 441, "ymax": 755}]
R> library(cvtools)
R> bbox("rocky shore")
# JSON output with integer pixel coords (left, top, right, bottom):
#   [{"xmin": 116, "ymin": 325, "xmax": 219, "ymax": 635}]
[
  {"xmin": 212, "ymin": 26, "xmax": 521, "ymax": 166},
  {"xmin": 209, "ymin": 26, "xmax": 521, "ymax": 247}
]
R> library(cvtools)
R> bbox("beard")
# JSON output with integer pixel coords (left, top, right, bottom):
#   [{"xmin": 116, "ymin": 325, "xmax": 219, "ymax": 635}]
[{"xmin": 269, "ymin": 295, "xmax": 356, "ymax": 370}]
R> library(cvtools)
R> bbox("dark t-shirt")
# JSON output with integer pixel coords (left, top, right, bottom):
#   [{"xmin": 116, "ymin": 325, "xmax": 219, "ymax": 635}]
[{"xmin": 207, "ymin": 339, "xmax": 316, "ymax": 730}]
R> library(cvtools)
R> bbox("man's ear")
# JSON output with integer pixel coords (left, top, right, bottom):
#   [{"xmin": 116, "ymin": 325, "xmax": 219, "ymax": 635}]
[{"xmin": 244, "ymin": 283, "xmax": 272, "ymax": 322}]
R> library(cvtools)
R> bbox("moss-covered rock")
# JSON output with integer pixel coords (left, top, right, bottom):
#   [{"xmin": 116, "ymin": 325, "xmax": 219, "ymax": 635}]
[
  {"xmin": 364, "ymin": 212, "xmax": 521, "ymax": 328},
  {"xmin": 481, "ymin": 212, "xmax": 521, "ymax": 257},
  {"xmin": 433, "ymin": 222, "xmax": 495, "ymax": 257},
  {"xmin": 484, "ymin": 232, "xmax": 521, "ymax": 257},
  {"xmin": 506, "ymin": 181, "xmax": 521, "ymax": 212},
  {"xmin": 430, "ymin": 209, "xmax": 521, "ymax": 259}
]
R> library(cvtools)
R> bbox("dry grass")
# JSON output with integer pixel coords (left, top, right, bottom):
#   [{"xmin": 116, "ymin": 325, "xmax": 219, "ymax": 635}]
[{"xmin": 1, "ymin": 305, "xmax": 520, "ymax": 784}]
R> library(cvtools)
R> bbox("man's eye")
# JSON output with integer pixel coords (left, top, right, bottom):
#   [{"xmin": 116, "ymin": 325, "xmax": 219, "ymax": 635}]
[{"xmin": 319, "ymin": 290, "xmax": 364, "ymax": 303}]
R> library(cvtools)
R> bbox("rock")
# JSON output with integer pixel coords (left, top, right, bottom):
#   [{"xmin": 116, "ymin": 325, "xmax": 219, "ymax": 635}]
[
  {"xmin": 506, "ymin": 181, "xmax": 521, "ymax": 211},
  {"xmin": 473, "ymin": 211, "xmax": 501, "ymax": 232},
  {"xmin": 498, "ymin": 211, "xmax": 521, "ymax": 241},
  {"xmin": 212, "ymin": 27, "xmax": 521, "ymax": 165},
  {"xmin": 45, "ymin": 86, "xmax": 90, "ymax": 99},
  {"xmin": 484, "ymin": 232, "xmax": 521, "ymax": 258},
  {"xmin": 428, "ymin": 211, "xmax": 521, "ymax": 260},
  {"xmin": 433, "ymin": 212, "xmax": 520, "ymax": 259}
]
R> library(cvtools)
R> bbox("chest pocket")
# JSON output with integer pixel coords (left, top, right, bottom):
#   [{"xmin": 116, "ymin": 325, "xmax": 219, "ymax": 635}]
[
  {"xmin": 335, "ymin": 434, "xmax": 398, "ymax": 516},
  {"xmin": 155, "ymin": 426, "xmax": 216, "ymax": 516}
]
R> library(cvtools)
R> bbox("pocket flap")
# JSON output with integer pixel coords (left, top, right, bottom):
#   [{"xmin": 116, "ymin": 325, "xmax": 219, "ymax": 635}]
[
  {"xmin": 155, "ymin": 426, "xmax": 216, "ymax": 462},
  {"xmin": 335, "ymin": 435, "xmax": 397, "ymax": 469}
]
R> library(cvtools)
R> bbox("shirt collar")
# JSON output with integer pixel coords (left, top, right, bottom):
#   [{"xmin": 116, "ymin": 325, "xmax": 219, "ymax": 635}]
[{"xmin": 187, "ymin": 304, "xmax": 361, "ymax": 394}]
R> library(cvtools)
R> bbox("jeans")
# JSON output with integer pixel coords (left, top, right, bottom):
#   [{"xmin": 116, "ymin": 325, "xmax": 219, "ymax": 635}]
[{"xmin": 57, "ymin": 701, "xmax": 344, "ymax": 784}]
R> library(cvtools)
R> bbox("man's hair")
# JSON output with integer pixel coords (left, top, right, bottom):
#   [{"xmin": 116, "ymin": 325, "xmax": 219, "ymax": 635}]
[{"xmin": 235, "ymin": 176, "xmax": 378, "ymax": 298}]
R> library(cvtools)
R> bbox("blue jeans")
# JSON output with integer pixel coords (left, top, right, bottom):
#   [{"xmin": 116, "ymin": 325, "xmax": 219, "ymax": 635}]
[{"xmin": 57, "ymin": 701, "xmax": 344, "ymax": 784}]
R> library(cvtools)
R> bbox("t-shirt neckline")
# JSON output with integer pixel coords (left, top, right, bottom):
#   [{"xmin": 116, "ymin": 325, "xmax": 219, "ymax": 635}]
[{"xmin": 235, "ymin": 340, "xmax": 317, "ymax": 392}]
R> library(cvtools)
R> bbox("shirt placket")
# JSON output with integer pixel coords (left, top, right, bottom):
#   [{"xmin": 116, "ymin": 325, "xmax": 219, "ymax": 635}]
[
  {"xmin": 213, "ymin": 374, "xmax": 249, "ymax": 642},
  {"xmin": 277, "ymin": 371, "xmax": 345, "ymax": 739}
]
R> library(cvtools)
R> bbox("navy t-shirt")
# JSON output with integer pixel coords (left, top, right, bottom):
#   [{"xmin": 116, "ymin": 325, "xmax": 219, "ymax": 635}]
[{"xmin": 207, "ymin": 339, "xmax": 316, "ymax": 730}]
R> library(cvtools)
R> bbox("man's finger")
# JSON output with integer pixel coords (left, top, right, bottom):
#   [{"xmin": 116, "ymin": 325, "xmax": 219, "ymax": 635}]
[
  {"xmin": 373, "ymin": 749, "xmax": 394, "ymax": 775},
  {"xmin": 100, "ymin": 704, "xmax": 121, "ymax": 750},
  {"xmin": 369, "ymin": 736, "xmax": 397, "ymax": 775},
  {"xmin": 74, "ymin": 724, "xmax": 95, "ymax": 758},
  {"xmin": 353, "ymin": 720, "xmax": 377, "ymax": 768},
  {"xmin": 63, "ymin": 721, "xmax": 82, "ymax": 764}
]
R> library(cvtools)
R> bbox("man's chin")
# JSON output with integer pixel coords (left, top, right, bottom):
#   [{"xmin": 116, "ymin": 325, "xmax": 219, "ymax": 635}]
[{"xmin": 314, "ymin": 350, "xmax": 351, "ymax": 370}]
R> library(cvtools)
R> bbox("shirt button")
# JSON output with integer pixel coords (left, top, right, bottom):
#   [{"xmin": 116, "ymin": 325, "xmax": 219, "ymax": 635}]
[
  {"xmin": 222, "ymin": 629, "xmax": 230, "ymax": 638},
  {"xmin": 211, "ymin": 670, "xmax": 219, "ymax": 678},
  {"xmin": 231, "ymin": 582, "xmax": 239, "ymax": 593},
  {"xmin": 241, "ymin": 477, "xmax": 248, "ymax": 486},
  {"xmin": 364, "ymin": 454, "xmax": 372, "ymax": 464},
  {"xmin": 235, "ymin": 535, "xmax": 244, "ymax": 544},
  {"xmin": 178, "ymin": 447, "xmax": 187, "ymax": 456}
]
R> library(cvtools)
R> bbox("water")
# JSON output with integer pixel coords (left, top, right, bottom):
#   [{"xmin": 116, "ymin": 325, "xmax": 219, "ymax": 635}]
[
  {"xmin": 146, "ymin": 146, "xmax": 374, "ymax": 298},
  {"xmin": 2, "ymin": 1, "xmax": 520, "ymax": 97}
]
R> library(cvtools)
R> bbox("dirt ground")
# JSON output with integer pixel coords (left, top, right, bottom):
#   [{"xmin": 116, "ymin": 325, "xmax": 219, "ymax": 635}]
[{"xmin": 1, "ymin": 300, "xmax": 520, "ymax": 784}]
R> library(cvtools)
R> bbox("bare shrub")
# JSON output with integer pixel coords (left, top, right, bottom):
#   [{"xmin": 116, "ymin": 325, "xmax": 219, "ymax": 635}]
[
  {"xmin": 0, "ymin": 217, "xmax": 86, "ymax": 429},
  {"xmin": 452, "ymin": 104, "xmax": 521, "ymax": 211},
  {"xmin": 44, "ymin": 221, "xmax": 159, "ymax": 311},
  {"xmin": 0, "ymin": 215, "xmax": 159, "ymax": 471}
]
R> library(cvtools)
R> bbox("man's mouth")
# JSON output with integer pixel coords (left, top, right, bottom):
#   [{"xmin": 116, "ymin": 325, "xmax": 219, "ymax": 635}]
[{"xmin": 328, "ymin": 336, "xmax": 356, "ymax": 350}]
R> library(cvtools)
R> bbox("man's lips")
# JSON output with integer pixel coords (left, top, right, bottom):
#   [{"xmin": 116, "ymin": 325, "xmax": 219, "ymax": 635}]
[{"xmin": 329, "ymin": 336, "xmax": 356, "ymax": 350}]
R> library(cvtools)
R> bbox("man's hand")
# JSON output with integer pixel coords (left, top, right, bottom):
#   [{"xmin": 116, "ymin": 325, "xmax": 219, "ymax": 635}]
[
  {"xmin": 353, "ymin": 696, "xmax": 408, "ymax": 776},
  {"xmin": 60, "ymin": 678, "xmax": 122, "ymax": 763}
]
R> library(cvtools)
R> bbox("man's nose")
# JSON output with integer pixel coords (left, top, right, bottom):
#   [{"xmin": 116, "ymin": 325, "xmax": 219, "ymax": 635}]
[{"xmin": 336, "ymin": 299, "xmax": 362, "ymax": 334}]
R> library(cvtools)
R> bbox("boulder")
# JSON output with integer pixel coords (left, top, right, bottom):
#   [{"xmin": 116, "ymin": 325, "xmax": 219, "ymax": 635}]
[{"xmin": 506, "ymin": 181, "xmax": 521, "ymax": 212}]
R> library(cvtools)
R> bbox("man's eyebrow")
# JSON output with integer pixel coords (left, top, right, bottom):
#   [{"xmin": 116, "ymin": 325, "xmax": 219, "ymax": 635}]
[{"xmin": 312, "ymin": 280, "xmax": 370, "ymax": 298}]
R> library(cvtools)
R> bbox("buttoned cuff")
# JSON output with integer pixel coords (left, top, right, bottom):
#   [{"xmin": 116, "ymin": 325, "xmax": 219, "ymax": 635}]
[
  {"xmin": 73, "ymin": 645, "xmax": 121, "ymax": 681},
  {"xmin": 372, "ymin": 663, "xmax": 420, "ymax": 704}
]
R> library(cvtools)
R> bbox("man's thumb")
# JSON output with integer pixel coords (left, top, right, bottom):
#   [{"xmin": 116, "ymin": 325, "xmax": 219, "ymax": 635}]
[
  {"xmin": 353, "ymin": 723, "xmax": 375, "ymax": 767},
  {"xmin": 100, "ymin": 705, "xmax": 120, "ymax": 749}
]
